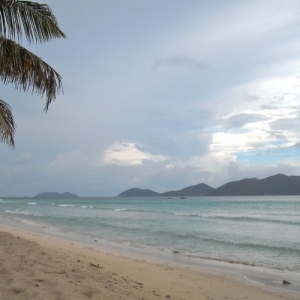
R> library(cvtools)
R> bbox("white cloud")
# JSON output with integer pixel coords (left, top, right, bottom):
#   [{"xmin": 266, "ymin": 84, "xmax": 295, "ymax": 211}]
[
  {"xmin": 2, "ymin": 1, "xmax": 300, "ymax": 196},
  {"xmin": 185, "ymin": 151, "xmax": 236, "ymax": 173},
  {"xmin": 207, "ymin": 74, "xmax": 300, "ymax": 156},
  {"xmin": 102, "ymin": 142, "xmax": 168, "ymax": 166}
]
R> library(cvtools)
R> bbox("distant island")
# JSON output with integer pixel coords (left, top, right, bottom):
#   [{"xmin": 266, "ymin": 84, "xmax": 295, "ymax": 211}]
[
  {"xmin": 118, "ymin": 174, "xmax": 300, "ymax": 197},
  {"xmin": 33, "ymin": 192, "xmax": 79, "ymax": 198}
]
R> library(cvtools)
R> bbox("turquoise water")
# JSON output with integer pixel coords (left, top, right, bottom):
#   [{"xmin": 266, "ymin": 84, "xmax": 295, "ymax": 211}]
[{"xmin": 0, "ymin": 196, "xmax": 299, "ymax": 273}]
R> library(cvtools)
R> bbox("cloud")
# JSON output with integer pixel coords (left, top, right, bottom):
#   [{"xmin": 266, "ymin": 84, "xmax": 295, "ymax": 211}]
[
  {"xmin": 1, "ymin": 1, "xmax": 300, "ymax": 197},
  {"xmin": 270, "ymin": 116, "xmax": 300, "ymax": 131},
  {"xmin": 47, "ymin": 150, "xmax": 92, "ymax": 173},
  {"xmin": 170, "ymin": 0, "xmax": 300, "ymax": 60},
  {"xmin": 102, "ymin": 142, "xmax": 169, "ymax": 166},
  {"xmin": 260, "ymin": 104, "xmax": 278, "ymax": 110},
  {"xmin": 184, "ymin": 151, "xmax": 236, "ymax": 173},
  {"xmin": 153, "ymin": 56, "xmax": 209, "ymax": 71},
  {"xmin": 14, "ymin": 153, "xmax": 32, "ymax": 164},
  {"xmin": 220, "ymin": 113, "xmax": 267, "ymax": 130},
  {"xmin": 267, "ymin": 131, "xmax": 287, "ymax": 141},
  {"xmin": 203, "ymin": 73, "xmax": 300, "ymax": 157}
]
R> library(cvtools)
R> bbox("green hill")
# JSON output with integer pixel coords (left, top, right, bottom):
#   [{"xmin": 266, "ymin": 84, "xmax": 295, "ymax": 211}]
[
  {"xmin": 161, "ymin": 183, "xmax": 214, "ymax": 196},
  {"xmin": 118, "ymin": 174, "xmax": 300, "ymax": 197},
  {"xmin": 210, "ymin": 174, "xmax": 300, "ymax": 196},
  {"xmin": 118, "ymin": 188, "xmax": 160, "ymax": 197}
]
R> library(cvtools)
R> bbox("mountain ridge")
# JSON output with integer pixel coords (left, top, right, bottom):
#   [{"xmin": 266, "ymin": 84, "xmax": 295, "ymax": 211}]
[{"xmin": 118, "ymin": 174, "xmax": 300, "ymax": 197}]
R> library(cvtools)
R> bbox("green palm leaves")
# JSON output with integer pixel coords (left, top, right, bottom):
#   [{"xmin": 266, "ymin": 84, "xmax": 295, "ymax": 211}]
[
  {"xmin": 0, "ymin": 0, "xmax": 66, "ymax": 148},
  {"xmin": 0, "ymin": 99, "xmax": 15, "ymax": 147}
]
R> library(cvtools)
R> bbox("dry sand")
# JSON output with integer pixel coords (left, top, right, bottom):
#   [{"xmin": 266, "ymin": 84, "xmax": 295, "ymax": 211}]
[{"xmin": 0, "ymin": 225, "xmax": 298, "ymax": 300}]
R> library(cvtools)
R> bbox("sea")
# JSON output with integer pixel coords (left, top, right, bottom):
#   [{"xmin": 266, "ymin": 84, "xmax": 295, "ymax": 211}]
[{"xmin": 0, "ymin": 196, "xmax": 299, "ymax": 294}]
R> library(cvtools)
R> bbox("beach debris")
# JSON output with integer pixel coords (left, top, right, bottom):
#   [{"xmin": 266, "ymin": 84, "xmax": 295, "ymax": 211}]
[
  {"xmin": 282, "ymin": 280, "xmax": 291, "ymax": 285},
  {"xmin": 89, "ymin": 263, "xmax": 104, "ymax": 269}
]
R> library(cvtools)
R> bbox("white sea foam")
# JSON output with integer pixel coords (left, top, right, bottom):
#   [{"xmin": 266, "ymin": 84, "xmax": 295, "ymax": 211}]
[
  {"xmin": 14, "ymin": 218, "xmax": 43, "ymax": 227},
  {"xmin": 5, "ymin": 210, "xmax": 18, "ymax": 214},
  {"xmin": 173, "ymin": 212, "xmax": 198, "ymax": 217},
  {"xmin": 5, "ymin": 210, "xmax": 43, "ymax": 217},
  {"xmin": 115, "ymin": 208, "xmax": 128, "ymax": 212},
  {"xmin": 59, "ymin": 204, "xmax": 75, "ymax": 207},
  {"xmin": 28, "ymin": 202, "xmax": 37, "ymax": 205}
]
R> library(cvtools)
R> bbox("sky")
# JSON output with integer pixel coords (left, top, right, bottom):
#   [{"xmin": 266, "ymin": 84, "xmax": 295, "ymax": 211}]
[{"xmin": 1, "ymin": 0, "xmax": 300, "ymax": 197}]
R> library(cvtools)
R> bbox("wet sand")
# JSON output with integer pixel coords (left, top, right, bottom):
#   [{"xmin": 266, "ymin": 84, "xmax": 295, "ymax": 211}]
[{"xmin": 0, "ymin": 225, "xmax": 298, "ymax": 300}]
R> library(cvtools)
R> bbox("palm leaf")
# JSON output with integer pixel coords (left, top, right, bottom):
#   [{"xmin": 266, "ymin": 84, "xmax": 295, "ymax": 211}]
[
  {"xmin": 0, "ymin": 36, "xmax": 63, "ymax": 111},
  {"xmin": 0, "ymin": 0, "xmax": 66, "ymax": 43},
  {"xmin": 0, "ymin": 99, "xmax": 15, "ymax": 147}
]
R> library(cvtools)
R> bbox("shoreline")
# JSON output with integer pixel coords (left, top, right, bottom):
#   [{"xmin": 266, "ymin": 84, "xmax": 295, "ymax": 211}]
[
  {"xmin": 0, "ymin": 222, "xmax": 299, "ymax": 300},
  {"xmin": 1, "ymin": 215, "xmax": 300, "ymax": 295}
]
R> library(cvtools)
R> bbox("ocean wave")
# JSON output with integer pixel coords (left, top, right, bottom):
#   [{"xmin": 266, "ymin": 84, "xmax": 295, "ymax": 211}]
[
  {"xmin": 169, "ymin": 211, "xmax": 300, "ymax": 225},
  {"xmin": 149, "ymin": 230, "xmax": 300, "ymax": 253},
  {"xmin": 59, "ymin": 204, "xmax": 76, "ymax": 207},
  {"xmin": 173, "ymin": 212, "xmax": 199, "ymax": 217},
  {"xmin": 198, "ymin": 237, "xmax": 300, "ymax": 254},
  {"xmin": 5, "ymin": 209, "xmax": 43, "ymax": 217},
  {"xmin": 83, "ymin": 206, "xmax": 168, "ymax": 214},
  {"xmin": 181, "ymin": 253, "xmax": 257, "ymax": 267},
  {"xmin": 28, "ymin": 202, "xmax": 37, "ymax": 205},
  {"xmin": 208, "ymin": 215, "xmax": 300, "ymax": 225}
]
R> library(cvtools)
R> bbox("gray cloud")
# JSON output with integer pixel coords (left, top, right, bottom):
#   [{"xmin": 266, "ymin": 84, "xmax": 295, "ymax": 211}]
[
  {"xmin": 267, "ymin": 131, "xmax": 287, "ymax": 141},
  {"xmin": 270, "ymin": 117, "xmax": 300, "ymax": 131},
  {"xmin": 1, "ymin": 1, "xmax": 300, "ymax": 196},
  {"xmin": 220, "ymin": 113, "xmax": 267, "ymax": 129},
  {"xmin": 243, "ymin": 94, "xmax": 260, "ymax": 102},
  {"xmin": 153, "ymin": 56, "xmax": 209, "ymax": 71},
  {"xmin": 13, "ymin": 153, "xmax": 32, "ymax": 164},
  {"xmin": 260, "ymin": 104, "xmax": 278, "ymax": 110}
]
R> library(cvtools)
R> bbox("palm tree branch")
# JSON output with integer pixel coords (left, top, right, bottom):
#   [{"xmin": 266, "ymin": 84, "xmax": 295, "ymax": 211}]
[
  {"xmin": 0, "ymin": 36, "xmax": 63, "ymax": 111},
  {"xmin": 0, "ymin": 0, "xmax": 66, "ymax": 43},
  {"xmin": 0, "ymin": 99, "xmax": 15, "ymax": 147}
]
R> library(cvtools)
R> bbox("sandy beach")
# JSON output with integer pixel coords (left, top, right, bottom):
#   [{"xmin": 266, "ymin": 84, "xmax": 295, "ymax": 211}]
[{"xmin": 0, "ymin": 225, "xmax": 298, "ymax": 300}]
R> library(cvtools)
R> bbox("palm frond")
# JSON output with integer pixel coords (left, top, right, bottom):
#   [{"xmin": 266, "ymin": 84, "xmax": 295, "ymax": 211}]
[
  {"xmin": 0, "ymin": 99, "xmax": 15, "ymax": 148},
  {"xmin": 0, "ymin": 0, "xmax": 66, "ymax": 43},
  {"xmin": 0, "ymin": 36, "xmax": 63, "ymax": 111}
]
